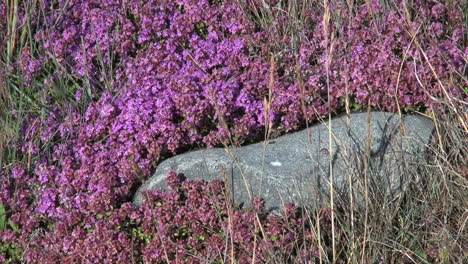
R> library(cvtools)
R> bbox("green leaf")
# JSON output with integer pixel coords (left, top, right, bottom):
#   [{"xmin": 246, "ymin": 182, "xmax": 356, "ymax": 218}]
[
  {"xmin": 0, "ymin": 204, "xmax": 6, "ymax": 231},
  {"xmin": 8, "ymin": 219, "xmax": 19, "ymax": 233},
  {"xmin": 351, "ymin": 102, "xmax": 363, "ymax": 111},
  {"xmin": 439, "ymin": 248, "xmax": 450, "ymax": 263},
  {"xmin": 414, "ymin": 249, "xmax": 429, "ymax": 262}
]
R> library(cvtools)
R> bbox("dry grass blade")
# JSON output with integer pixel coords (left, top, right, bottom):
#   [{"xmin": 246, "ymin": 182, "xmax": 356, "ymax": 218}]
[
  {"xmin": 322, "ymin": 0, "xmax": 337, "ymax": 261},
  {"xmin": 220, "ymin": 166, "xmax": 236, "ymax": 264}
]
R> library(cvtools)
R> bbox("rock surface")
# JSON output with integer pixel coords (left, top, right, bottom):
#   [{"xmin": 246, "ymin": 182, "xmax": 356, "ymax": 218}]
[{"xmin": 133, "ymin": 111, "xmax": 435, "ymax": 213}]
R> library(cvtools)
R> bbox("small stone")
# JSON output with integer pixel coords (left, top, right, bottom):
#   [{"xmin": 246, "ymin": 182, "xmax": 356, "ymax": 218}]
[{"xmin": 133, "ymin": 112, "xmax": 435, "ymax": 214}]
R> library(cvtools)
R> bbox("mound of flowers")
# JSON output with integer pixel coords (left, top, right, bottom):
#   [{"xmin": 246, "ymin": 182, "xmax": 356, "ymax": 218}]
[{"xmin": 0, "ymin": 0, "xmax": 465, "ymax": 262}]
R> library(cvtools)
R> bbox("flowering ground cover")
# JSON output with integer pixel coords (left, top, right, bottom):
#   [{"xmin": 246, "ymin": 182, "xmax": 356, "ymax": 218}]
[{"xmin": 0, "ymin": 0, "xmax": 466, "ymax": 263}]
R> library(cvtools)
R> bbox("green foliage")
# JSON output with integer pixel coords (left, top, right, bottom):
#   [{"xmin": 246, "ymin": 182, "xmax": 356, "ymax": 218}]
[
  {"xmin": 0, "ymin": 242, "xmax": 23, "ymax": 264},
  {"xmin": 195, "ymin": 22, "xmax": 209, "ymax": 39},
  {"xmin": 118, "ymin": 219, "xmax": 153, "ymax": 244},
  {"xmin": 0, "ymin": 204, "xmax": 23, "ymax": 263},
  {"xmin": 0, "ymin": 204, "xmax": 5, "ymax": 231},
  {"xmin": 339, "ymin": 97, "xmax": 363, "ymax": 111},
  {"xmin": 0, "ymin": 204, "xmax": 19, "ymax": 233},
  {"xmin": 131, "ymin": 227, "xmax": 153, "ymax": 244},
  {"xmin": 413, "ymin": 249, "xmax": 430, "ymax": 263},
  {"xmin": 350, "ymin": 101, "xmax": 363, "ymax": 111},
  {"xmin": 173, "ymin": 226, "xmax": 190, "ymax": 240}
]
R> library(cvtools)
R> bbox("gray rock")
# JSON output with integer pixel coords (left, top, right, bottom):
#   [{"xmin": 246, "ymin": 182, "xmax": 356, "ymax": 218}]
[{"xmin": 133, "ymin": 112, "xmax": 434, "ymax": 213}]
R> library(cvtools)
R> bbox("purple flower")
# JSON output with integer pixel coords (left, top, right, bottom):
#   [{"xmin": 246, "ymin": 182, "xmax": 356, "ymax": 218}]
[
  {"xmin": 166, "ymin": 171, "xmax": 183, "ymax": 190},
  {"xmin": 431, "ymin": 3, "xmax": 445, "ymax": 20},
  {"xmin": 11, "ymin": 166, "xmax": 25, "ymax": 179},
  {"xmin": 36, "ymin": 188, "xmax": 58, "ymax": 217}
]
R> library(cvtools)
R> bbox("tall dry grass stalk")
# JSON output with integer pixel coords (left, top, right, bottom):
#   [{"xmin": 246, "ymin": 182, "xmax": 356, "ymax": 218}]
[
  {"xmin": 322, "ymin": 0, "xmax": 338, "ymax": 261},
  {"xmin": 259, "ymin": 54, "xmax": 276, "ymax": 203},
  {"xmin": 220, "ymin": 167, "xmax": 236, "ymax": 264},
  {"xmin": 252, "ymin": 52, "xmax": 277, "ymax": 262},
  {"xmin": 359, "ymin": 99, "xmax": 372, "ymax": 263},
  {"xmin": 6, "ymin": 0, "xmax": 19, "ymax": 65}
]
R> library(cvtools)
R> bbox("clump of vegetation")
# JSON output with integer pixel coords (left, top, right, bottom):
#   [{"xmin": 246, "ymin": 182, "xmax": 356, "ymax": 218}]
[{"xmin": 0, "ymin": 0, "xmax": 466, "ymax": 262}]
